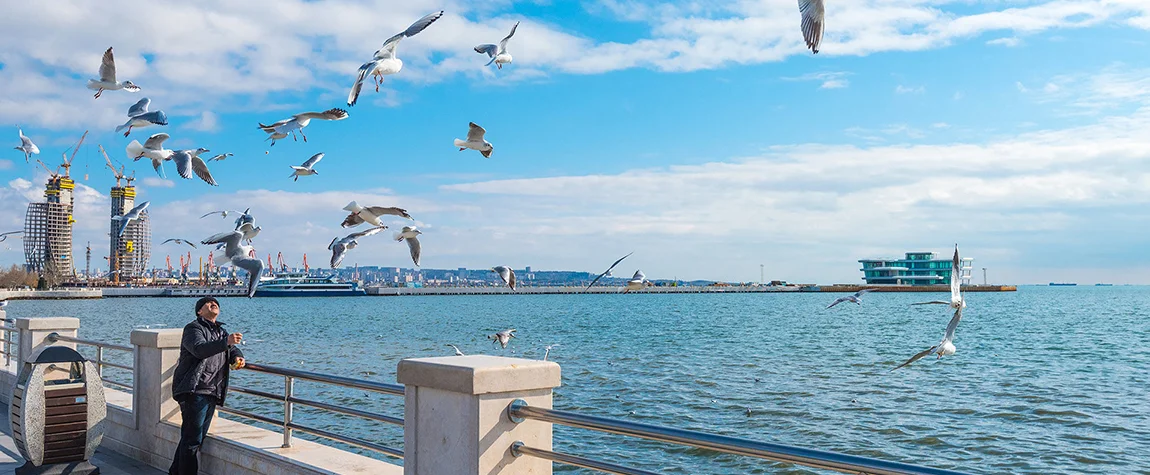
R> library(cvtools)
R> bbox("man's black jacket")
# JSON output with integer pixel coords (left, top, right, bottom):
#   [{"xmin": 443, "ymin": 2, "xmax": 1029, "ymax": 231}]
[{"xmin": 172, "ymin": 317, "xmax": 243, "ymax": 406}]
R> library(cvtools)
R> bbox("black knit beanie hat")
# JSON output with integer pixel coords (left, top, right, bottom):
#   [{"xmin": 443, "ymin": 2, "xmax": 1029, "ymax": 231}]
[{"xmin": 195, "ymin": 296, "xmax": 220, "ymax": 316}]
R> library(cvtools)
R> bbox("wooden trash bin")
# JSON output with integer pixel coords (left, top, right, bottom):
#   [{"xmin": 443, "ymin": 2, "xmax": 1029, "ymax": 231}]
[{"xmin": 9, "ymin": 345, "xmax": 106, "ymax": 474}]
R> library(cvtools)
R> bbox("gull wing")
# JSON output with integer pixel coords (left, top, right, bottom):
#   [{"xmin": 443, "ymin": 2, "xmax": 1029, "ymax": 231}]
[
  {"xmin": 301, "ymin": 152, "xmax": 324, "ymax": 168},
  {"xmin": 202, "ymin": 230, "xmax": 244, "ymax": 257},
  {"xmin": 191, "ymin": 155, "xmax": 218, "ymax": 186},
  {"xmin": 172, "ymin": 150, "xmax": 193, "ymax": 179},
  {"xmin": 143, "ymin": 133, "xmax": 170, "ymax": 150},
  {"xmin": 585, "ymin": 251, "xmax": 633, "ymax": 290},
  {"xmin": 296, "ymin": 108, "xmax": 349, "ymax": 121},
  {"xmin": 259, "ymin": 118, "xmax": 293, "ymax": 132},
  {"xmin": 348, "ymin": 225, "xmax": 388, "ymax": 241},
  {"xmin": 151, "ymin": 158, "xmax": 166, "ymax": 178},
  {"xmin": 854, "ymin": 288, "xmax": 876, "ymax": 298},
  {"xmin": 631, "ymin": 269, "xmax": 645, "ymax": 281},
  {"xmin": 233, "ymin": 256, "xmax": 264, "ymax": 298},
  {"xmin": 379, "ymin": 10, "xmax": 445, "ymax": 58},
  {"xmin": 99, "ymin": 47, "xmax": 117, "ymax": 82},
  {"xmin": 891, "ymin": 345, "xmax": 937, "ymax": 371},
  {"xmin": 826, "ymin": 296, "xmax": 849, "ymax": 309},
  {"xmin": 127, "ymin": 98, "xmax": 150, "ymax": 117},
  {"xmin": 137, "ymin": 110, "xmax": 168, "ymax": 126},
  {"xmin": 405, "ymin": 236, "xmax": 421, "ymax": 266},
  {"xmin": 474, "ymin": 44, "xmax": 498, "ymax": 58},
  {"xmin": 943, "ymin": 306, "xmax": 963, "ymax": 341},
  {"xmin": 127, "ymin": 201, "xmax": 150, "ymax": 216},
  {"xmin": 341, "ymin": 212, "xmax": 365, "ymax": 228},
  {"xmin": 347, "ymin": 61, "xmax": 378, "ymax": 107},
  {"xmin": 911, "ymin": 301, "xmax": 950, "ymax": 306},
  {"xmin": 500, "ymin": 22, "xmax": 519, "ymax": 52},
  {"xmin": 329, "ymin": 241, "xmax": 348, "ymax": 268},
  {"xmin": 364, "ymin": 206, "xmax": 412, "ymax": 220},
  {"xmin": 798, "ymin": 0, "xmax": 825, "ymax": 53},
  {"xmin": 466, "ymin": 122, "xmax": 486, "ymax": 142},
  {"xmin": 950, "ymin": 245, "xmax": 961, "ymax": 303}
]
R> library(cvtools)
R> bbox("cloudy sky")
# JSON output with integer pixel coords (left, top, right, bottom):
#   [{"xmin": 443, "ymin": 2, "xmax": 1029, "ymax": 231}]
[{"xmin": 1, "ymin": 0, "xmax": 1149, "ymax": 284}]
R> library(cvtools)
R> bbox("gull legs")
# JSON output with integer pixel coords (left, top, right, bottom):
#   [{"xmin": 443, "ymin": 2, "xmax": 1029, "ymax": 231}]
[
  {"xmin": 301, "ymin": 129, "xmax": 308, "ymax": 143},
  {"xmin": 374, "ymin": 74, "xmax": 382, "ymax": 93},
  {"xmin": 123, "ymin": 127, "xmax": 132, "ymax": 137},
  {"xmin": 94, "ymin": 88, "xmax": 104, "ymax": 99}
]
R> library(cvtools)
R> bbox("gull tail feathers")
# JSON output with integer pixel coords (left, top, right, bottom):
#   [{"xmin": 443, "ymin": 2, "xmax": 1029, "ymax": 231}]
[
  {"xmin": 343, "ymin": 201, "xmax": 361, "ymax": 212},
  {"xmin": 115, "ymin": 123, "xmax": 129, "ymax": 133},
  {"xmin": 453, "ymin": 138, "xmax": 467, "ymax": 148},
  {"xmin": 126, "ymin": 140, "xmax": 144, "ymax": 160}
]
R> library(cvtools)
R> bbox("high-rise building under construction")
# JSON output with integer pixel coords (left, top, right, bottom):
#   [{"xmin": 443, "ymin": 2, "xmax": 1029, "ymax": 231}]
[
  {"xmin": 109, "ymin": 183, "xmax": 150, "ymax": 279},
  {"xmin": 23, "ymin": 175, "xmax": 76, "ymax": 279}
]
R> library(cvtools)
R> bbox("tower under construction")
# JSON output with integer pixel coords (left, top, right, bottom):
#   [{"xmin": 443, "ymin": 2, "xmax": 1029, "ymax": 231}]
[
  {"xmin": 23, "ymin": 176, "xmax": 76, "ymax": 280},
  {"xmin": 102, "ymin": 145, "xmax": 150, "ymax": 281}
]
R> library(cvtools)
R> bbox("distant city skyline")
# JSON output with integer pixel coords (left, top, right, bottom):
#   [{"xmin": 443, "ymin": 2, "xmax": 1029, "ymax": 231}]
[{"xmin": 2, "ymin": 1, "xmax": 1149, "ymax": 285}]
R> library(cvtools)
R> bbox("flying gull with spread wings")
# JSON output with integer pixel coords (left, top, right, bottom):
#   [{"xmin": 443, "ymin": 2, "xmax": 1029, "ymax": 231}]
[
  {"xmin": 202, "ymin": 230, "xmax": 264, "ymax": 298},
  {"xmin": 492, "ymin": 266, "xmax": 516, "ymax": 291},
  {"xmin": 172, "ymin": 148, "xmax": 218, "ymax": 186},
  {"xmin": 394, "ymin": 226, "xmax": 422, "ymax": 266},
  {"xmin": 826, "ymin": 289, "xmax": 877, "ymax": 309},
  {"xmin": 454, "ymin": 122, "xmax": 493, "ymax": 158},
  {"xmin": 87, "ymin": 47, "xmax": 141, "ymax": 98},
  {"xmin": 289, "ymin": 153, "xmax": 324, "ymax": 181},
  {"xmin": 259, "ymin": 108, "xmax": 348, "ymax": 145},
  {"xmin": 329, "ymin": 226, "xmax": 388, "ymax": 268},
  {"xmin": 585, "ymin": 252, "xmax": 634, "ymax": 291},
  {"xmin": 891, "ymin": 305, "xmax": 965, "ymax": 371},
  {"xmin": 341, "ymin": 201, "xmax": 412, "ymax": 227},
  {"xmin": 115, "ymin": 98, "xmax": 168, "ymax": 137},
  {"xmin": 475, "ymin": 22, "xmax": 519, "ymax": 69},
  {"xmin": 112, "ymin": 201, "xmax": 149, "ymax": 237},
  {"xmin": 347, "ymin": 11, "xmax": 444, "ymax": 106},
  {"xmin": 911, "ymin": 245, "xmax": 966, "ymax": 309},
  {"xmin": 126, "ymin": 133, "xmax": 174, "ymax": 178},
  {"xmin": 15, "ymin": 127, "xmax": 39, "ymax": 163}
]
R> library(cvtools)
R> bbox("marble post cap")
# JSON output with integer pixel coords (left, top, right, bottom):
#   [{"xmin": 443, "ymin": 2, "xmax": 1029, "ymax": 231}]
[
  {"xmin": 16, "ymin": 316, "xmax": 80, "ymax": 330},
  {"xmin": 398, "ymin": 355, "xmax": 561, "ymax": 395},
  {"xmin": 130, "ymin": 328, "xmax": 183, "ymax": 348}
]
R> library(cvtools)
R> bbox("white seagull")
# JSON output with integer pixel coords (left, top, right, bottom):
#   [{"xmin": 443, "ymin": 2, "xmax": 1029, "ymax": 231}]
[
  {"xmin": 347, "ymin": 11, "xmax": 444, "ymax": 107},
  {"xmin": 492, "ymin": 266, "xmax": 516, "ymax": 291},
  {"xmin": 258, "ymin": 108, "xmax": 348, "ymax": 145},
  {"xmin": 892, "ymin": 305, "xmax": 965, "ymax": 371},
  {"xmin": 126, "ymin": 133, "xmax": 174, "ymax": 178},
  {"xmin": 112, "ymin": 201, "xmax": 149, "ymax": 237},
  {"xmin": 489, "ymin": 329, "xmax": 516, "ymax": 349},
  {"xmin": 341, "ymin": 201, "xmax": 413, "ymax": 227},
  {"xmin": 207, "ymin": 153, "xmax": 233, "ymax": 162},
  {"xmin": 289, "ymin": 153, "xmax": 324, "ymax": 181},
  {"xmin": 394, "ymin": 226, "xmax": 422, "ymax": 266},
  {"xmin": 15, "ymin": 127, "xmax": 39, "ymax": 163},
  {"xmin": 201, "ymin": 230, "xmax": 264, "ymax": 298},
  {"xmin": 454, "ymin": 122, "xmax": 493, "ymax": 158},
  {"xmin": 87, "ymin": 47, "xmax": 141, "ymax": 99},
  {"xmin": 172, "ymin": 148, "xmax": 218, "ymax": 186},
  {"xmin": 328, "ymin": 226, "xmax": 388, "ymax": 268},
  {"xmin": 200, "ymin": 209, "xmax": 244, "ymax": 220},
  {"xmin": 446, "ymin": 344, "xmax": 465, "ymax": 356},
  {"xmin": 798, "ymin": 0, "xmax": 825, "ymax": 54},
  {"xmin": 585, "ymin": 252, "xmax": 634, "ymax": 291},
  {"xmin": 0, "ymin": 231, "xmax": 23, "ymax": 242},
  {"xmin": 826, "ymin": 288, "xmax": 877, "ymax": 309},
  {"xmin": 115, "ymin": 98, "xmax": 168, "ymax": 137},
  {"xmin": 911, "ymin": 245, "xmax": 966, "ymax": 310},
  {"xmin": 474, "ymin": 22, "xmax": 519, "ymax": 69},
  {"xmin": 623, "ymin": 270, "xmax": 647, "ymax": 292},
  {"xmin": 160, "ymin": 238, "xmax": 197, "ymax": 248}
]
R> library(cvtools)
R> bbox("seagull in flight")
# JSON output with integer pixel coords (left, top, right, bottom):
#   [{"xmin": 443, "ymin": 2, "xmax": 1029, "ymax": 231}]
[
  {"xmin": 475, "ymin": 22, "xmax": 519, "ymax": 69},
  {"xmin": 112, "ymin": 201, "xmax": 149, "ymax": 237},
  {"xmin": 394, "ymin": 226, "xmax": 422, "ymax": 266},
  {"xmin": 454, "ymin": 122, "xmax": 493, "ymax": 158},
  {"xmin": 911, "ymin": 245, "xmax": 966, "ymax": 309},
  {"xmin": 200, "ymin": 209, "xmax": 244, "ymax": 220},
  {"xmin": 891, "ymin": 305, "xmax": 965, "ymax": 371},
  {"xmin": 207, "ymin": 153, "xmax": 233, "ymax": 162},
  {"xmin": 161, "ymin": 238, "xmax": 197, "ymax": 249},
  {"xmin": 341, "ymin": 201, "xmax": 413, "ymax": 227},
  {"xmin": 258, "ymin": 108, "xmax": 348, "ymax": 144},
  {"xmin": 172, "ymin": 148, "xmax": 218, "ymax": 186},
  {"xmin": 489, "ymin": 329, "xmax": 516, "ymax": 349},
  {"xmin": 492, "ymin": 266, "xmax": 516, "ymax": 291},
  {"xmin": 798, "ymin": 0, "xmax": 825, "ymax": 54},
  {"xmin": 447, "ymin": 344, "xmax": 465, "ymax": 356},
  {"xmin": 289, "ymin": 153, "xmax": 324, "ymax": 181},
  {"xmin": 15, "ymin": 127, "xmax": 39, "ymax": 163},
  {"xmin": 87, "ymin": 47, "xmax": 141, "ymax": 98},
  {"xmin": 329, "ymin": 226, "xmax": 388, "ymax": 268},
  {"xmin": 0, "ymin": 231, "xmax": 22, "ymax": 242},
  {"xmin": 826, "ymin": 289, "xmax": 877, "ymax": 309},
  {"xmin": 201, "ymin": 229, "xmax": 264, "ymax": 298},
  {"xmin": 585, "ymin": 252, "xmax": 633, "ymax": 291},
  {"xmin": 126, "ymin": 133, "xmax": 173, "ymax": 178},
  {"xmin": 623, "ymin": 270, "xmax": 646, "ymax": 292},
  {"xmin": 115, "ymin": 98, "xmax": 167, "ymax": 137},
  {"xmin": 347, "ymin": 11, "xmax": 444, "ymax": 106}
]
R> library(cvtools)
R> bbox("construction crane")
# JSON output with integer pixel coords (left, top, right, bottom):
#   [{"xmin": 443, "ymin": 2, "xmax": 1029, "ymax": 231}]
[
  {"xmin": 62, "ymin": 131, "xmax": 87, "ymax": 178},
  {"xmin": 303, "ymin": 254, "xmax": 309, "ymax": 274},
  {"xmin": 85, "ymin": 242, "xmax": 91, "ymax": 283},
  {"xmin": 277, "ymin": 252, "xmax": 288, "ymax": 273},
  {"xmin": 100, "ymin": 144, "xmax": 129, "ymax": 187},
  {"xmin": 166, "ymin": 255, "xmax": 173, "ymax": 276}
]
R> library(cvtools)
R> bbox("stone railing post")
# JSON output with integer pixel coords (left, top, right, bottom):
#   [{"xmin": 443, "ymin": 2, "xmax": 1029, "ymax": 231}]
[
  {"xmin": 398, "ymin": 355, "xmax": 560, "ymax": 475},
  {"xmin": 130, "ymin": 329, "xmax": 183, "ymax": 431},
  {"xmin": 16, "ymin": 317, "xmax": 80, "ymax": 365}
]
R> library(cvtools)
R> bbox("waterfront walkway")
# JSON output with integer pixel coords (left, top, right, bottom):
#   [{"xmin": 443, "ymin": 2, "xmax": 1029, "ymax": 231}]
[{"xmin": 0, "ymin": 409, "xmax": 163, "ymax": 474}]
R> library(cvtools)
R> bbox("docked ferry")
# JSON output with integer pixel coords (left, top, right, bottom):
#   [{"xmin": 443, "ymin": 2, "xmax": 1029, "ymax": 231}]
[{"xmin": 253, "ymin": 273, "xmax": 366, "ymax": 297}]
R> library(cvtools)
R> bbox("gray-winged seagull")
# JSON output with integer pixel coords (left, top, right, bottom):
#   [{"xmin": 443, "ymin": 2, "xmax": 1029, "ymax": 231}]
[
  {"xmin": 259, "ymin": 108, "xmax": 348, "ymax": 144},
  {"xmin": 454, "ymin": 122, "xmax": 493, "ymax": 158},
  {"xmin": 341, "ymin": 201, "xmax": 413, "ymax": 227},
  {"xmin": 87, "ymin": 47, "xmax": 141, "ymax": 98},
  {"xmin": 394, "ymin": 226, "xmax": 422, "ymax": 266},
  {"xmin": 475, "ymin": 22, "xmax": 519, "ymax": 69},
  {"xmin": 347, "ymin": 11, "xmax": 444, "ymax": 106},
  {"xmin": 15, "ymin": 127, "xmax": 39, "ymax": 163},
  {"xmin": 115, "ymin": 98, "xmax": 168, "ymax": 137},
  {"xmin": 328, "ymin": 226, "xmax": 388, "ymax": 268},
  {"xmin": 201, "ymin": 229, "xmax": 264, "ymax": 298},
  {"xmin": 290, "ymin": 153, "xmax": 324, "ymax": 181}
]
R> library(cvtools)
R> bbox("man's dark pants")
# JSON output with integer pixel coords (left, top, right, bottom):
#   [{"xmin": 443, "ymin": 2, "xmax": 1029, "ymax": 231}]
[{"xmin": 168, "ymin": 394, "xmax": 217, "ymax": 475}]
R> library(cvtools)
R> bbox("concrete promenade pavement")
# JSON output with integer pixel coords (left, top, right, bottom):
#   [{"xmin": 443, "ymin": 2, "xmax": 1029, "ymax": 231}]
[{"xmin": 0, "ymin": 409, "xmax": 164, "ymax": 474}]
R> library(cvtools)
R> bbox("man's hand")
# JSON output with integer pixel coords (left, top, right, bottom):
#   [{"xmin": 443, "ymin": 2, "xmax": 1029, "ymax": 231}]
[
  {"xmin": 232, "ymin": 357, "xmax": 246, "ymax": 370},
  {"xmin": 227, "ymin": 333, "xmax": 243, "ymax": 346}
]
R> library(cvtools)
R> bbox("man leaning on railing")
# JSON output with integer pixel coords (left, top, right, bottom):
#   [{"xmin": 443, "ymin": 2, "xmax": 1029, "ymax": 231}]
[{"xmin": 169, "ymin": 296, "xmax": 246, "ymax": 475}]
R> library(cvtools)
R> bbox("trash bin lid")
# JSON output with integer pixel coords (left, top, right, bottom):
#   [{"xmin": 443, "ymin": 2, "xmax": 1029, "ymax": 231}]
[{"xmin": 31, "ymin": 345, "xmax": 86, "ymax": 364}]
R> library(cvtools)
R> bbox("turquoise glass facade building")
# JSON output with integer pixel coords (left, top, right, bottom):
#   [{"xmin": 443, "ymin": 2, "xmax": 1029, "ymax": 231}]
[{"xmin": 858, "ymin": 251, "xmax": 973, "ymax": 286}]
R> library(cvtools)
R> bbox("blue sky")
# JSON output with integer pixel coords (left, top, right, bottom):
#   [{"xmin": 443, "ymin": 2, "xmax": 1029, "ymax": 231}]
[{"xmin": 1, "ymin": 0, "xmax": 1149, "ymax": 284}]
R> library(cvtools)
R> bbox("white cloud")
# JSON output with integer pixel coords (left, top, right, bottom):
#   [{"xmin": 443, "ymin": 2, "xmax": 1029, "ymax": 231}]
[
  {"xmin": 2, "ymin": 0, "xmax": 1148, "ymax": 128},
  {"xmin": 1016, "ymin": 81, "xmax": 1030, "ymax": 93},
  {"xmin": 986, "ymin": 37, "xmax": 1022, "ymax": 47},
  {"xmin": 931, "ymin": 122, "xmax": 950, "ymax": 129},
  {"xmin": 0, "ymin": 159, "xmax": 12, "ymax": 171},
  {"xmin": 141, "ymin": 177, "xmax": 175, "ymax": 188},
  {"xmin": 895, "ymin": 85, "xmax": 925, "ymax": 94},
  {"xmin": 781, "ymin": 71, "xmax": 851, "ymax": 89},
  {"xmin": 184, "ymin": 111, "xmax": 219, "ymax": 132}
]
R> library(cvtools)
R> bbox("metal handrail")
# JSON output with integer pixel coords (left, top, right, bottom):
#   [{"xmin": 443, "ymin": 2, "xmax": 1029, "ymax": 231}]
[
  {"xmin": 507, "ymin": 400, "xmax": 970, "ymax": 475},
  {"xmin": 1, "ymin": 325, "xmax": 15, "ymax": 367},
  {"xmin": 511, "ymin": 442, "xmax": 660, "ymax": 475},
  {"xmin": 224, "ymin": 362, "xmax": 404, "ymax": 457},
  {"xmin": 46, "ymin": 333, "xmax": 135, "ymax": 391}
]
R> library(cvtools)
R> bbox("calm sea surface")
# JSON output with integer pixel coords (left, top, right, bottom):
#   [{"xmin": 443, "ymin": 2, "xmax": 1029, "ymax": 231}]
[{"xmin": 6, "ymin": 286, "xmax": 1150, "ymax": 474}]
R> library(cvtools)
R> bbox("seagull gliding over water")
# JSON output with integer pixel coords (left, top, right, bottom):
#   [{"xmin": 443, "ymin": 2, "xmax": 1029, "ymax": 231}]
[
  {"xmin": 826, "ymin": 289, "xmax": 876, "ymax": 309},
  {"xmin": 891, "ymin": 305, "xmax": 965, "ymax": 371},
  {"xmin": 912, "ymin": 245, "xmax": 966, "ymax": 309}
]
